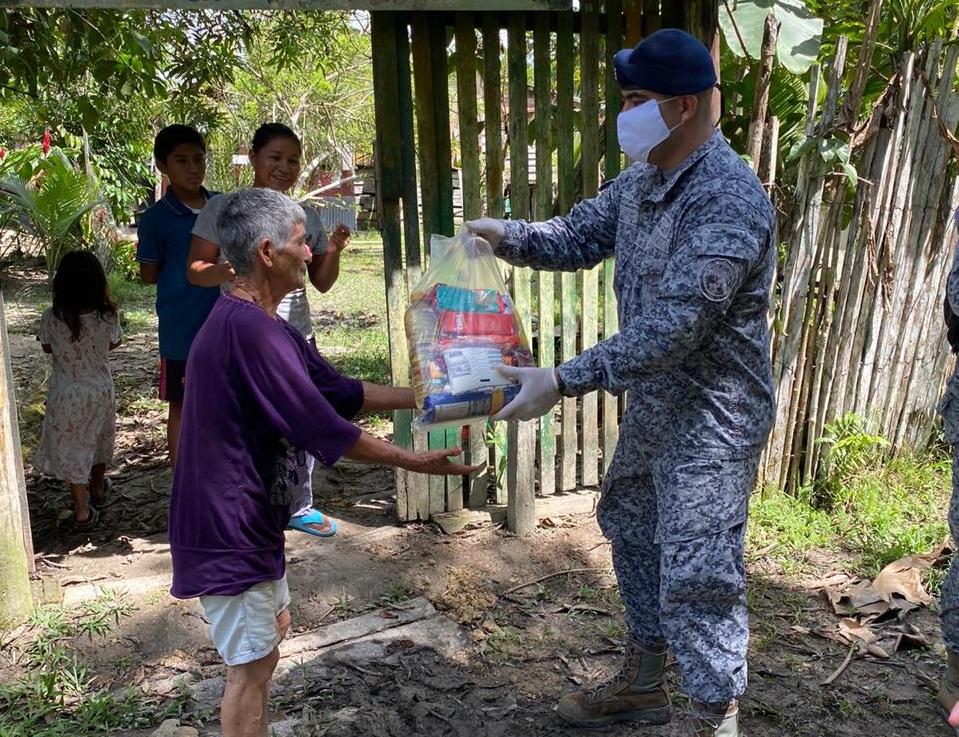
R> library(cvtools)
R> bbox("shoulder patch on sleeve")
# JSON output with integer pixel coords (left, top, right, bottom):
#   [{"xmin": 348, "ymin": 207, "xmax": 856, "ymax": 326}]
[{"xmin": 699, "ymin": 258, "xmax": 738, "ymax": 302}]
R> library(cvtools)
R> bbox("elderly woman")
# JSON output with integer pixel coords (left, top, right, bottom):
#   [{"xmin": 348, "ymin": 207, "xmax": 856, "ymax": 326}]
[{"xmin": 168, "ymin": 187, "xmax": 477, "ymax": 737}]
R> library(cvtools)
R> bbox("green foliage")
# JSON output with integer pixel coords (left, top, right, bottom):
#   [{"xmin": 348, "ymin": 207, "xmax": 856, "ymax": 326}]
[
  {"xmin": 750, "ymin": 451, "xmax": 949, "ymax": 580},
  {"xmin": 107, "ymin": 238, "xmax": 140, "ymax": 283},
  {"xmin": 0, "ymin": 145, "xmax": 102, "ymax": 277},
  {"xmin": 0, "ymin": 593, "xmax": 185, "ymax": 737},
  {"xmin": 812, "ymin": 412, "xmax": 890, "ymax": 508},
  {"xmin": 719, "ymin": 0, "xmax": 824, "ymax": 74}
]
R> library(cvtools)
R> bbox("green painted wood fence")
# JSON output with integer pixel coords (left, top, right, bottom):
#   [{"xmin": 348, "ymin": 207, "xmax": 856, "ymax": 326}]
[{"xmin": 370, "ymin": 3, "xmax": 718, "ymax": 534}]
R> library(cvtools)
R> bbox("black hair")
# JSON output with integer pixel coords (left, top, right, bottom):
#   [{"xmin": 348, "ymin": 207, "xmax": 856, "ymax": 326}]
[
  {"xmin": 153, "ymin": 125, "xmax": 206, "ymax": 164},
  {"xmin": 51, "ymin": 251, "xmax": 117, "ymax": 342},
  {"xmin": 251, "ymin": 123, "xmax": 301, "ymax": 154}
]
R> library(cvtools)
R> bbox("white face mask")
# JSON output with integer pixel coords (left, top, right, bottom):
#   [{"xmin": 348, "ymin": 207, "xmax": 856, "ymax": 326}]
[{"xmin": 617, "ymin": 97, "xmax": 680, "ymax": 164}]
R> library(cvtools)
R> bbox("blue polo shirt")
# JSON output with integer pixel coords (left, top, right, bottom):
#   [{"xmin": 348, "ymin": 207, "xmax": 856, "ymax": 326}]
[{"xmin": 136, "ymin": 187, "xmax": 220, "ymax": 361}]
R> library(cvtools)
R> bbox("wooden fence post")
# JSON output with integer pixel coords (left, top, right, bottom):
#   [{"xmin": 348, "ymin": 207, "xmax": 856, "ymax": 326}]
[{"xmin": 0, "ymin": 285, "xmax": 35, "ymax": 626}]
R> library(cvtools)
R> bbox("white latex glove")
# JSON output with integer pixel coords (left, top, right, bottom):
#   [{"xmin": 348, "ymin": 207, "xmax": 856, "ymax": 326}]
[
  {"xmin": 492, "ymin": 366, "xmax": 561, "ymax": 422},
  {"xmin": 464, "ymin": 218, "xmax": 506, "ymax": 249}
]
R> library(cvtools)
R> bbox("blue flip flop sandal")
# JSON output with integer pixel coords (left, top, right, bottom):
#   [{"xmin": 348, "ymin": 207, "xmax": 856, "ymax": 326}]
[{"xmin": 287, "ymin": 508, "xmax": 338, "ymax": 537}]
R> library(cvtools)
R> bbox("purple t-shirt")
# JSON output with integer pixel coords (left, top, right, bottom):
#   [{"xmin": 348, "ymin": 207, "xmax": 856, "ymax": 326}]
[{"xmin": 169, "ymin": 294, "xmax": 363, "ymax": 598}]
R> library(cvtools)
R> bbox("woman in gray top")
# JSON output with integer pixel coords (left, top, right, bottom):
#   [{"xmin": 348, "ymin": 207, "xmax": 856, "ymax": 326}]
[{"xmin": 187, "ymin": 122, "xmax": 352, "ymax": 536}]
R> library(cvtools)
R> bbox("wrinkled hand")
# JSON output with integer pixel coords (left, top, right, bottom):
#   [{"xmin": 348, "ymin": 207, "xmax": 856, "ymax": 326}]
[
  {"xmin": 464, "ymin": 218, "xmax": 506, "ymax": 249},
  {"xmin": 412, "ymin": 447, "xmax": 484, "ymax": 476},
  {"xmin": 492, "ymin": 366, "xmax": 561, "ymax": 422},
  {"xmin": 328, "ymin": 223, "xmax": 352, "ymax": 254}
]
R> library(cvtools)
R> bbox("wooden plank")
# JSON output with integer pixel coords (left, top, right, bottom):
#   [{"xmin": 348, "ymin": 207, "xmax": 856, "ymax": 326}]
[
  {"xmin": 14, "ymin": 0, "xmax": 572, "ymax": 9},
  {"xmin": 506, "ymin": 13, "xmax": 536, "ymax": 535},
  {"xmin": 556, "ymin": 11, "xmax": 578, "ymax": 492},
  {"xmin": 445, "ymin": 425, "xmax": 463, "ymax": 510},
  {"xmin": 411, "ymin": 15, "xmax": 441, "ymax": 241},
  {"xmin": 432, "ymin": 490, "xmax": 597, "ymax": 534},
  {"xmin": 371, "ymin": 12, "xmax": 404, "ymax": 202},
  {"xmin": 455, "ymin": 15, "xmax": 482, "ymax": 221},
  {"xmin": 459, "ymin": 15, "xmax": 493, "ymax": 510},
  {"xmin": 579, "ymin": 0, "xmax": 601, "ymax": 487},
  {"xmin": 372, "ymin": 13, "xmax": 417, "ymax": 520},
  {"xmin": 462, "ymin": 12, "xmax": 492, "ymax": 510},
  {"xmin": 392, "ymin": 13, "xmax": 428, "ymax": 516},
  {"xmin": 466, "ymin": 423, "xmax": 489, "ymax": 509},
  {"xmin": 0, "ymin": 285, "xmax": 35, "ymax": 619},
  {"xmin": 413, "ymin": 14, "xmax": 458, "ymax": 515},
  {"xmin": 281, "ymin": 597, "xmax": 439, "ymax": 657},
  {"xmin": 533, "ymin": 14, "xmax": 556, "ymax": 499},
  {"xmin": 482, "ymin": 14, "xmax": 506, "ymax": 218},
  {"xmin": 430, "ymin": 15, "xmax": 456, "ymax": 237}
]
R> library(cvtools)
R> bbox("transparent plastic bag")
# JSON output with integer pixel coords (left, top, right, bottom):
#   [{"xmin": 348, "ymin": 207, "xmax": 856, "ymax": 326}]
[{"xmin": 405, "ymin": 226, "xmax": 534, "ymax": 429}]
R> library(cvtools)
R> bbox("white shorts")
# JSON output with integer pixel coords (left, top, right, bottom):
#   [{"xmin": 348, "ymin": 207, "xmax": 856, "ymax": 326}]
[{"xmin": 199, "ymin": 577, "xmax": 291, "ymax": 666}]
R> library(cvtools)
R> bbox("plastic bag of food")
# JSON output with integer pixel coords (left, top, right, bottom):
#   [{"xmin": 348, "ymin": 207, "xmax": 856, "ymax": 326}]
[{"xmin": 405, "ymin": 226, "xmax": 534, "ymax": 429}]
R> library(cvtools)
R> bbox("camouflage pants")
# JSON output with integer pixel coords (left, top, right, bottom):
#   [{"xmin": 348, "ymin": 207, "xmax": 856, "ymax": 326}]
[
  {"xmin": 940, "ymin": 445, "xmax": 959, "ymax": 652},
  {"xmin": 938, "ymin": 375, "xmax": 959, "ymax": 652},
  {"xmin": 597, "ymin": 443, "xmax": 760, "ymax": 705}
]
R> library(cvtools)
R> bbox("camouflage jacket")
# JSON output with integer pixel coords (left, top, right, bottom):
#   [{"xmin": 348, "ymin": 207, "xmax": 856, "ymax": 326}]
[{"xmin": 497, "ymin": 129, "xmax": 776, "ymax": 455}]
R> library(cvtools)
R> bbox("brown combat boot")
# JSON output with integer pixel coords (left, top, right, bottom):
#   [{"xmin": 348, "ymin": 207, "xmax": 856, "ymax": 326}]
[
  {"xmin": 556, "ymin": 640, "xmax": 670, "ymax": 727},
  {"xmin": 690, "ymin": 700, "xmax": 739, "ymax": 737},
  {"xmin": 938, "ymin": 651, "xmax": 959, "ymax": 730}
]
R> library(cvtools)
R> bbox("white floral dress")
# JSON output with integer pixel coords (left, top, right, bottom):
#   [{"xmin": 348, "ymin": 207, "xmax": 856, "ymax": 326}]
[{"xmin": 31, "ymin": 309, "xmax": 122, "ymax": 484}]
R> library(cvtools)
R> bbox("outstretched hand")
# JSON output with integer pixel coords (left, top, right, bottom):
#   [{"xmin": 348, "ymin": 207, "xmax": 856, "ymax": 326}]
[{"xmin": 412, "ymin": 446, "xmax": 483, "ymax": 476}]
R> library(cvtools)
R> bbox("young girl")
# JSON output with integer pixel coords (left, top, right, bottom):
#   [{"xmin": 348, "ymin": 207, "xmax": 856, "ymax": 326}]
[
  {"xmin": 32, "ymin": 251, "xmax": 123, "ymax": 529},
  {"xmin": 187, "ymin": 122, "xmax": 352, "ymax": 537}
]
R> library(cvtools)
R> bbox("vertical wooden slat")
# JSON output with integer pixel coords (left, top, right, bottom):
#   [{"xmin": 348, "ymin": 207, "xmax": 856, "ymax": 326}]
[
  {"xmin": 640, "ymin": 0, "xmax": 659, "ymax": 37},
  {"xmin": 556, "ymin": 10, "xmax": 578, "ymax": 492},
  {"xmin": 372, "ymin": 12, "xmax": 417, "ymax": 520},
  {"xmin": 482, "ymin": 14, "xmax": 509, "ymax": 505},
  {"xmin": 410, "ymin": 15, "xmax": 442, "ymax": 514},
  {"xmin": 579, "ymin": 0, "xmax": 601, "ymax": 488},
  {"xmin": 411, "ymin": 15, "xmax": 441, "ymax": 242},
  {"xmin": 456, "ymin": 14, "xmax": 490, "ymax": 509},
  {"xmin": 430, "ymin": 16, "xmax": 456, "ymax": 237},
  {"xmin": 0, "ymin": 285, "xmax": 35, "ymax": 597},
  {"xmin": 533, "ymin": 13, "xmax": 556, "ymax": 498},
  {"xmin": 456, "ymin": 16, "xmax": 482, "ymax": 220},
  {"xmin": 506, "ymin": 12, "xmax": 536, "ymax": 535},
  {"xmin": 482, "ymin": 14, "xmax": 505, "ymax": 218}
]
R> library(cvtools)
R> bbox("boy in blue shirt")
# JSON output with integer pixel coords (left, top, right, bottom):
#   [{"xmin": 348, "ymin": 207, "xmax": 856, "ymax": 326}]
[{"xmin": 137, "ymin": 125, "xmax": 219, "ymax": 467}]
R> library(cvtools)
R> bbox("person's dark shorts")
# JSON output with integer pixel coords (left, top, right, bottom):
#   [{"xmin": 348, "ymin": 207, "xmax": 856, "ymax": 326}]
[{"xmin": 159, "ymin": 358, "xmax": 187, "ymax": 403}]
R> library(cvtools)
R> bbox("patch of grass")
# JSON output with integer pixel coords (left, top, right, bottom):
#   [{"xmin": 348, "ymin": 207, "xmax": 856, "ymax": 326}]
[
  {"xmin": 0, "ymin": 592, "xmax": 185, "ymax": 737},
  {"xmin": 749, "ymin": 450, "xmax": 950, "ymax": 582},
  {"xmin": 314, "ymin": 239, "xmax": 390, "ymax": 386}
]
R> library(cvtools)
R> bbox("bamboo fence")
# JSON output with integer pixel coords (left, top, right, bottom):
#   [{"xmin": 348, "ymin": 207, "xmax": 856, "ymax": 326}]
[{"xmin": 765, "ymin": 40, "xmax": 959, "ymax": 492}]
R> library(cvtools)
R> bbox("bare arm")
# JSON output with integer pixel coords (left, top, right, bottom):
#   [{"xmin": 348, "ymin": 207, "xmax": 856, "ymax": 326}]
[
  {"xmin": 187, "ymin": 235, "xmax": 234, "ymax": 287},
  {"xmin": 139, "ymin": 262, "xmax": 160, "ymax": 285},
  {"xmin": 344, "ymin": 431, "xmax": 480, "ymax": 476},
  {"xmin": 360, "ymin": 382, "xmax": 416, "ymax": 413}
]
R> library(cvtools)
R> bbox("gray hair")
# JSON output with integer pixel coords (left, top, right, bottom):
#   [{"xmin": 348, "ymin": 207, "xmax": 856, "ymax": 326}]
[{"xmin": 216, "ymin": 188, "xmax": 306, "ymax": 276}]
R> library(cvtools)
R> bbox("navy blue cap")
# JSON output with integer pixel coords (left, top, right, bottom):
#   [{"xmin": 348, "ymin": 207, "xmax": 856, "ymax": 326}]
[{"xmin": 614, "ymin": 28, "xmax": 717, "ymax": 94}]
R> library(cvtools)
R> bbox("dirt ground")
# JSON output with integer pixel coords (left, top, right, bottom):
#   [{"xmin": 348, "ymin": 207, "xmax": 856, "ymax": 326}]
[{"xmin": 1, "ymin": 258, "xmax": 956, "ymax": 737}]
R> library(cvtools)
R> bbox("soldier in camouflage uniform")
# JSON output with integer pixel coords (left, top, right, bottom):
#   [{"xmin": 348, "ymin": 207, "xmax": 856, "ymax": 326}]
[
  {"xmin": 937, "ymin": 207, "xmax": 959, "ymax": 734},
  {"xmin": 468, "ymin": 29, "xmax": 776, "ymax": 737}
]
